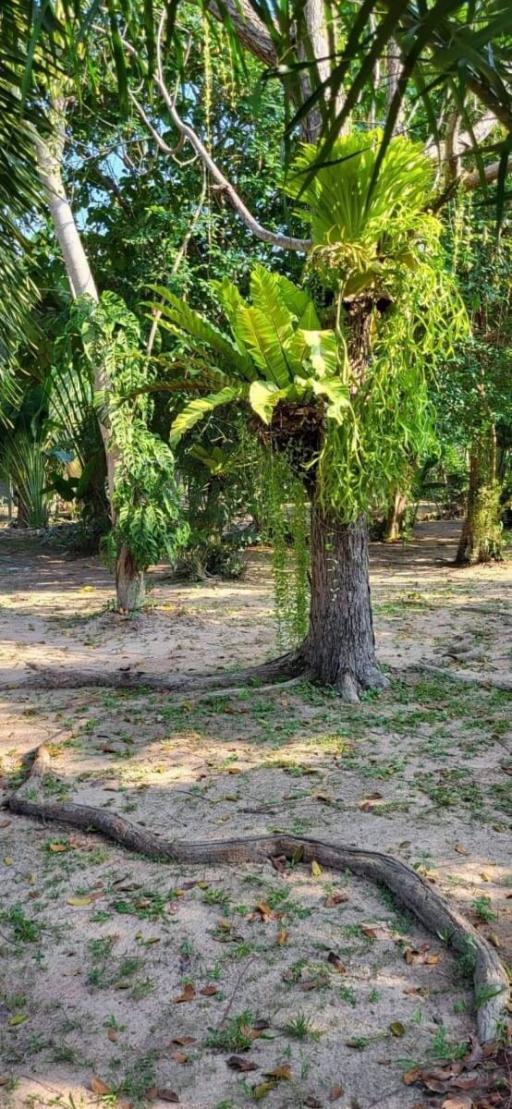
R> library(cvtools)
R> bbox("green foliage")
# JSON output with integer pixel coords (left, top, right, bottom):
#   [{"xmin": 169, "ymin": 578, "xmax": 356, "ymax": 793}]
[
  {"xmin": 160, "ymin": 135, "xmax": 467, "ymax": 525},
  {"xmin": 260, "ymin": 452, "xmax": 309, "ymax": 649},
  {"xmin": 2, "ymin": 432, "xmax": 49, "ymax": 528},
  {"xmin": 80, "ymin": 292, "xmax": 189, "ymax": 571}
]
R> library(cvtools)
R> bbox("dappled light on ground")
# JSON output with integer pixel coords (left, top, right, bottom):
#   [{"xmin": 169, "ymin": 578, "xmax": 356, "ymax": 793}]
[{"xmin": 0, "ymin": 520, "xmax": 511, "ymax": 1107}]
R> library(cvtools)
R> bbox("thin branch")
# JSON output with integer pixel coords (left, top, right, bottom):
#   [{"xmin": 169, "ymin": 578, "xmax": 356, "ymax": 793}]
[
  {"xmin": 121, "ymin": 17, "xmax": 311, "ymax": 255},
  {"xmin": 147, "ymin": 168, "xmax": 208, "ymax": 354}
]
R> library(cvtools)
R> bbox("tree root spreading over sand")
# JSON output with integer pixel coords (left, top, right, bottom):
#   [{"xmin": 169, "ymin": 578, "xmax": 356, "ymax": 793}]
[{"xmin": 5, "ymin": 745, "xmax": 509, "ymax": 1045}]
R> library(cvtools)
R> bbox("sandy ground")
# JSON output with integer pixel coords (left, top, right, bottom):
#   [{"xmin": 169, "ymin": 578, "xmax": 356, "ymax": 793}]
[{"xmin": 0, "ymin": 521, "xmax": 511, "ymax": 1109}]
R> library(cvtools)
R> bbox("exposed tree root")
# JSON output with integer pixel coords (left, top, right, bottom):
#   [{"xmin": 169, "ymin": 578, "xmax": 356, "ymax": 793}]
[
  {"xmin": 5, "ymin": 746, "xmax": 509, "ymax": 1044},
  {"xmin": 1, "ymin": 652, "xmax": 388, "ymax": 702},
  {"xmin": 412, "ymin": 662, "xmax": 512, "ymax": 693},
  {"xmin": 1, "ymin": 650, "xmax": 305, "ymax": 693}
]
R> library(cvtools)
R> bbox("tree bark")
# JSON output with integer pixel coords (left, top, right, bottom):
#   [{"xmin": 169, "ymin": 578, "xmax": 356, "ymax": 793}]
[
  {"xmin": 301, "ymin": 494, "xmax": 388, "ymax": 701},
  {"xmin": 36, "ymin": 104, "xmax": 143, "ymax": 610},
  {"xmin": 456, "ymin": 426, "xmax": 503, "ymax": 566},
  {"xmin": 115, "ymin": 546, "xmax": 146, "ymax": 612},
  {"xmin": 383, "ymin": 489, "xmax": 407, "ymax": 542}
]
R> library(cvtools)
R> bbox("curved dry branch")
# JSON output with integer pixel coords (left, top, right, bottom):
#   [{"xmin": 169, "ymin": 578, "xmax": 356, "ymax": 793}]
[{"xmin": 5, "ymin": 746, "xmax": 509, "ymax": 1044}]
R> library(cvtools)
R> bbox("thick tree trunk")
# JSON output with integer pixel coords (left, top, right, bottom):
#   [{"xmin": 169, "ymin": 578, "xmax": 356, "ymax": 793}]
[
  {"xmin": 36, "ymin": 105, "xmax": 143, "ymax": 610},
  {"xmin": 301, "ymin": 495, "xmax": 388, "ymax": 701},
  {"xmin": 456, "ymin": 427, "xmax": 503, "ymax": 566},
  {"xmin": 116, "ymin": 546, "xmax": 146, "ymax": 612},
  {"xmin": 383, "ymin": 489, "xmax": 407, "ymax": 542}
]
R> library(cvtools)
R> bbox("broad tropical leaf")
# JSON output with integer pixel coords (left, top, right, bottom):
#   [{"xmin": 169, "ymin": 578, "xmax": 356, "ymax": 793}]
[{"xmin": 170, "ymin": 385, "xmax": 246, "ymax": 445}]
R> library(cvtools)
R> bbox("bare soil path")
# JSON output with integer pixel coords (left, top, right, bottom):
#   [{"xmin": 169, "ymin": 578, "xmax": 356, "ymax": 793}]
[{"xmin": 0, "ymin": 521, "xmax": 511, "ymax": 1109}]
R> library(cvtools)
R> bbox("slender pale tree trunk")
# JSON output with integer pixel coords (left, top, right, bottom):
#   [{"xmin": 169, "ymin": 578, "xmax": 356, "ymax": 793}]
[
  {"xmin": 383, "ymin": 489, "xmax": 408, "ymax": 542},
  {"xmin": 36, "ymin": 105, "xmax": 144, "ymax": 610},
  {"xmin": 456, "ymin": 426, "xmax": 503, "ymax": 565}
]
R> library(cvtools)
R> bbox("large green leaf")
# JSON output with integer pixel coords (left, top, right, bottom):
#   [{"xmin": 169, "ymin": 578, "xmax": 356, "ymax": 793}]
[
  {"xmin": 248, "ymin": 380, "xmax": 289, "ymax": 423},
  {"xmin": 151, "ymin": 288, "xmax": 255, "ymax": 381},
  {"xmin": 169, "ymin": 385, "xmax": 245, "ymax": 445}
]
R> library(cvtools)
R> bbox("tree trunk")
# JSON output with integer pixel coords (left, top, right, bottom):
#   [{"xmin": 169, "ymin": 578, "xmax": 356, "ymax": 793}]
[
  {"xmin": 116, "ymin": 546, "xmax": 146, "ymax": 612},
  {"xmin": 301, "ymin": 494, "xmax": 388, "ymax": 701},
  {"xmin": 383, "ymin": 489, "xmax": 407, "ymax": 542},
  {"xmin": 456, "ymin": 427, "xmax": 503, "ymax": 565},
  {"xmin": 36, "ymin": 103, "xmax": 143, "ymax": 610}
]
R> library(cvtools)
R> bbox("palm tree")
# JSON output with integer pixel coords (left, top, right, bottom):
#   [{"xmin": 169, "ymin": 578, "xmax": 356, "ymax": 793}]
[{"xmin": 154, "ymin": 133, "xmax": 466, "ymax": 699}]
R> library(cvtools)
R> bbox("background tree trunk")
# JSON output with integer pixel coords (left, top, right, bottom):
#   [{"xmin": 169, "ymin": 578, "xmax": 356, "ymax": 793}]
[
  {"xmin": 302, "ymin": 492, "xmax": 388, "ymax": 701},
  {"xmin": 116, "ymin": 547, "xmax": 146, "ymax": 612},
  {"xmin": 456, "ymin": 426, "xmax": 503, "ymax": 565},
  {"xmin": 36, "ymin": 105, "xmax": 143, "ymax": 610},
  {"xmin": 383, "ymin": 489, "xmax": 408, "ymax": 542}
]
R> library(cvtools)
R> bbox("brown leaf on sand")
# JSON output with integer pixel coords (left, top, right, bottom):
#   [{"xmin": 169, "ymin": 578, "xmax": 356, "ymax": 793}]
[
  {"xmin": 327, "ymin": 951, "xmax": 347, "ymax": 974},
  {"xmin": 227, "ymin": 1056, "xmax": 258, "ymax": 1073},
  {"xmin": 254, "ymin": 901, "xmax": 276, "ymax": 922},
  {"xmin": 324, "ymin": 891, "xmax": 349, "ymax": 907},
  {"xmin": 170, "ymin": 1051, "xmax": 188, "ymax": 1064},
  {"xmin": 264, "ymin": 1065, "xmax": 291, "ymax": 1081},
  {"xmin": 328, "ymin": 1085, "xmax": 344, "ymax": 1101},
  {"xmin": 304, "ymin": 1097, "xmax": 322, "ymax": 1108},
  {"xmin": 358, "ymin": 792, "xmax": 383, "ymax": 811},
  {"xmin": 172, "ymin": 1035, "xmax": 196, "ymax": 1046},
  {"xmin": 200, "ymin": 985, "xmax": 218, "ymax": 996},
  {"xmin": 172, "ymin": 984, "xmax": 195, "ymax": 1003},
  {"xmin": 404, "ymin": 944, "xmax": 442, "ymax": 966},
  {"xmin": 441, "ymin": 1099, "xmax": 473, "ymax": 1109},
  {"xmin": 153, "ymin": 1091, "xmax": 180, "ymax": 1104},
  {"xmin": 276, "ymin": 929, "xmax": 289, "ymax": 945},
  {"xmin": 90, "ymin": 1077, "xmax": 110, "ymax": 1095},
  {"xmin": 271, "ymin": 855, "xmax": 287, "ymax": 874}
]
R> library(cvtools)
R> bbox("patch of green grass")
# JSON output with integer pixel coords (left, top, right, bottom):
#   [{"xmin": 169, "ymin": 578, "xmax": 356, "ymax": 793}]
[
  {"xmin": 119, "ymin": 1051, "xmax": 158, "ymax": 1105},
  {"xmin": 284, "ymin": 1012, "xmax": 321, "ymax": 1041},
  {"xmin": 1, "ymin": 905, "xmax": 42, "ymax": 943},
  {"xmin": 206, "ymin": 1010, "xmax": 256, "ymax": 1052},
  {"xmin": 472, "ymin": 896, "xmax": 497, "ymax": 923},
  {"xmin": 428, "ymin": 1025, "xmax": 468, "ymax": 1062}
]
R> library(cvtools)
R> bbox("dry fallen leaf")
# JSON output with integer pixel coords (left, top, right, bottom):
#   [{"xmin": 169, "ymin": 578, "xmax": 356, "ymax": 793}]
[
  {"xmin": 90, "ymin": 1076, "xmax": 110, "ymax": 1095},
  {"xmin": 389, "ymin": 1021, "xmax": 406, "ymax": 1038},
  {"xmin": 227, "ymin": 1056, "xmax": 258, "ymax": 1073},
  {"xmin": 255, "ymin": 900, "xmax": 275, "ymax": 922},
  {"xmin": 172, "ymin": 984, "xmax": 196, "ymax": 1003},
  {"xmin": 170, "ymin": 1051, "xmax": 188, "ymax": 1064},
  {"xmin": 107, "ymin": 1028, "xmax": 118, "ymax": 1043},
  {"xmin": 403, "ymin": 1068, "xmax": 422, "ymax": 1086},
  {"xmin": 48, "ymin": 842, "xmax": 69, "ymax": 853},
  {"xmin": 454, "ymin": 843, "xmax": 469, "ymax": 855},
  {"xmin": 441, "ymin": 1099, "xmax": 473, "ymax": 1109},
  {"xmin": 153, "ymin": 1090, "xmax": 180, "ymax": 1104},
  {"xmin": 172, "ymin": 1036, "xmax": 196, "ymax": 1046},
  {"xmin": 264, "ymin": 1065, "xmax": 291, "ymax": 1081},
  {"xmin": 324, "ymin": 891, "xmax": 349, "ymax": 907},
  {"xmin": 67, "ymin": 893, "xmax": 102, "ymax": 907},
  {"xmin": 276, "ymin": 929, "xmax": 289, "ymax": 946},
  {"xmin": 200, "ymin": 985, "xmax": 218, "ymax": 996},
  {"xmin": 311, "ymin": 860, "xmax": 323, "ymax": 877},
  {"xmin": 404, "ymin": 945, "xmax": 441, "ymax": 966},
  {"xmin": 303, "ymin": 1097, "xmax": 322, "ymax": 1107},
  {"xmin": 270, "ymin": 855, "xmax": 287, "ymax": 874},
  {"xmin": 252, "ymin": 1080, "xmax": 277, "ymax": 1100},
  {"xmin": 327, "ymin": 951, "xmax": 347, "ymax": 974},
  {"xmin": 328, "ymin": 1085, "xmax": 344, "ymax": 1102}
]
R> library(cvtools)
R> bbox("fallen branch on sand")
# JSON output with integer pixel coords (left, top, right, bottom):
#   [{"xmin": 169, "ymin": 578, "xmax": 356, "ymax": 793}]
[{"xmin": 5, "ymin": 745, "xmax": 509, "ymax": 1044}]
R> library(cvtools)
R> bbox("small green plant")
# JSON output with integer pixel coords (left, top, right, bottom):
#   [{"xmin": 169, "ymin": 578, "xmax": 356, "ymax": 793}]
[
  {"xmin": 428, "ymin": 1025, "xmax": 468, "ymax": 1062},
  {"xmin": 1, "ymin": 905, "xmax": 42, "ymax": 943},
  {"xmin": 472, "ymin": 896, "xmax": 497, "ymax": 923},
  {"xmin": 284, "ymin": 1012, "xmax": 321, "ymax": 1041},
  {"xmin": 206, "ymin": 1011, "xmax": 256, "ymax": 1052}
]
